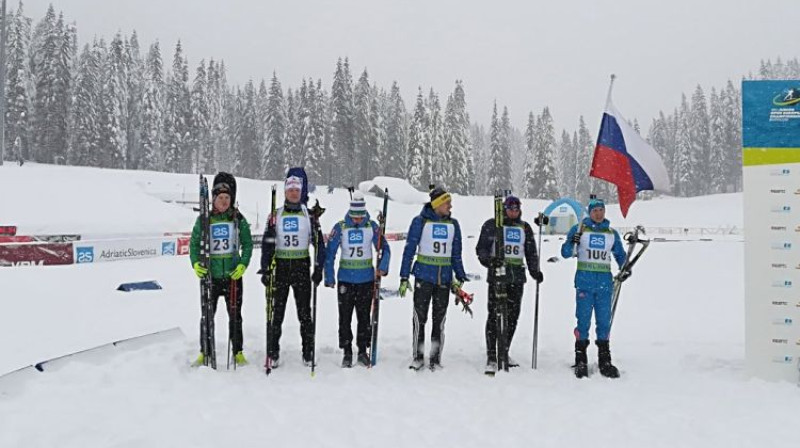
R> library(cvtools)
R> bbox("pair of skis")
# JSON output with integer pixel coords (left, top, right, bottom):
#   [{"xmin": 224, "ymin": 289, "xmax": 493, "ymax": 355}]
[
  {"xmin": 368, "ymin": 189, "xmax": 389, "ymax": 367},
  {"xmin": 198, "ymin": 176, "xmax": 217, "ymax": 369},
  {"xmin": 491, "ymin": 192, "xmax": 510, "ymax": 374}
]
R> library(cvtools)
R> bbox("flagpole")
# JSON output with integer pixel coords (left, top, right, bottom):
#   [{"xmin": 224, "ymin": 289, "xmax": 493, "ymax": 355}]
[{"xmin": 604, "ymin": 74, "xmax": 616, "ymax": 111}]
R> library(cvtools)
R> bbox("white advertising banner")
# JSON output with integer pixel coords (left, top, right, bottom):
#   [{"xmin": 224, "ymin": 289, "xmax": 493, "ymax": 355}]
[
  {"xmin": 743, "ymin": 80, "xmax": 800, "ymax": 382},
  {"xmin": 74, "ymin": 238, "xmax": 178, "ymax": 264}
]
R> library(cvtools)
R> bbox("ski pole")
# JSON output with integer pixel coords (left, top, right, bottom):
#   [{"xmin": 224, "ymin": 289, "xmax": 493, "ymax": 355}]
[{"xmin": 532, "ymin": 212, "xmax": 548, "ymax": 369}]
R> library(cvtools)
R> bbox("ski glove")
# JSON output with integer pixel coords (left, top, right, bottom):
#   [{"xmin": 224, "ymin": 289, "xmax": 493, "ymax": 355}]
[
  {"xmin": 398, "ymin": 278, "xmax": 411, "ymax": 298},
  {"xmin": 230, "ymin": 263, "xmax": 246, "ymax": 280},
  {"xmin": 571, "ymin": 233, "xmax": 582, "ymax": 245},
  {"xmin": 312, "ymin": 269, "xmax": 323, "ymax": 286},
  {"xmin": 617, "ymin": 269, "xmax": 632, "ymax": 282},
  {"xmin": 193, "ymin": 262, "xmax": 208, "ymax": 278},
  {"xmin": 531, "ymin": 270, "xmax": 544, "ymax": 284}
]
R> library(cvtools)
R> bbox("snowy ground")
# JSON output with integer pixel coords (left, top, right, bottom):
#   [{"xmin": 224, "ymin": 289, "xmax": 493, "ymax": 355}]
[{"xmin": 1, "ymin": 163, "xmax": 796, "ymax": 448}]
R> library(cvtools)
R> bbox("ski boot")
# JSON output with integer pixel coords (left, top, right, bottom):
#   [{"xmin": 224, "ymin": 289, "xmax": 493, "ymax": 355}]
[
  {"xmin": 191, "ymin": 352, "xmax": 205, "ymax": 367},
  {"xmin": 485, "ymin": 355, "xmax": 498, "ymax": 376},
  {"xmin": 234, "ymin": 351, "xmax": 248, "ymax": 366},
  {"xmin": 357, "ymin": 350, "xmax": 370, "ymax": 367},
  {"xmin": 341, "ymin": 346, "xmax": 353, "ymax": 368},
  {"xmin": 409, "ymin": 355, "xmax": 425, "ymax": 371},
  {"xmin": 574, "ymin": 340, "xmax": 590, "ymax": 379},
  {"xmin": 429, "ymin": 353, "xmax": 442, "ymax": 371},
  {"xmin": 508, "ymin": 356, "xmax": 520, "ymax": 368},
  {"xmin": 596, "ymin": 340, "xmax": 620, "ymax": 378}
]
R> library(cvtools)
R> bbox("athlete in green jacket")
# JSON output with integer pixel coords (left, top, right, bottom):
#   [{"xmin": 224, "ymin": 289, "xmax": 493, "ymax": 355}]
[{"xmin": 190, "ymin": 177, "xmax": 253, "ymax": 365}]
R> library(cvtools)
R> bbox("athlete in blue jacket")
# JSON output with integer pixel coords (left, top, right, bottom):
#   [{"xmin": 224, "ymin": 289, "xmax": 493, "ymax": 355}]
[
  {"xmin": 561, "ymin": 198, "xmax": 627, "ymax": 378},
  {"xmin": 399, "ymin": 187, "xmax": 468, "ymax": 370},
  {"xmin": 325, "ymin": 192, "xmax": 391, "ymax": 368}
]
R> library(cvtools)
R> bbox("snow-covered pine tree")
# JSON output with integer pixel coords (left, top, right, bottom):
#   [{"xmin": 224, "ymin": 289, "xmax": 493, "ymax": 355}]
[
  {"xmin": 100, "ymin": 33, "xmax": 128, "ymax": 169},
  {"xmin": 532, "ymin": 107, "xmax": 559, "ymax": 199},
  {"xmin": 68, "ymin": 43, "xmax": 100, "ymax": 167},
  {"xmin": 690, "ymin": 85, "xmax": 710, "ymax": 194},
  {"xmin": 286, "ymin": 87, "xmax": 300, "ymax": 173},
  {"xmin": 190, "ymin": 60, "xmax": 211, "ymax": 173},
  {"xmin": 331, "ymin": 57, "xmax": 355, "ymax": 186},
  {"xmin": 206, "ymin": 59, "xmax": 224, "ymax": 173},
  {"xmin": 443, "ymin": 80, "xmax": 472, "ymax": 194},
  {"xmin": 139, "ymin": 41, "xmax": 163, "ymax": 171},
  {"xmin": 575, "ymin": 116, "xmax": 593, "ymax": 202},
  {"xmin": 674, "ymin": 94, "xmax": 693, "ymax": 196},
  {"xmin": 407, "ymin": 88, "xmax": 426, "ymax": 189},
  {"xmin": 264, "ymin": 72, "xmax": 286, "ymax": 180},
  {"xmin": 488, "ymin": 102, "xmax": 511, "ymax": 193},
  {"xmin": 722, "ymin": 80, "xmax": 742, "ymax": 191},
  {"xmin": 124, "ymin": 31, "xmax": 144, "ymax": 169},
  {"xmin": 708, "ymin": 87, "xmax": 726, "ymax": 194},
  {"xmin": 303, "ymin": 79, "xmax": 326, "ymax": 184},
  {"xmin": 522, "ymin": 112, "xmax": 536, "ymax": 197},
  {"xmin": 354, "ymin": 69, "xmax": 377, "ymax": 181},
  {"xmin": 425, "ymin": 89, "xmax": 445, "ymax": 189},
  {"xmin": 162, "ymin": 41, "xmax": 190, "ymax": 173},
  {"xmin": 5, "ymin": 3, "xmax": 32, "ymax": 163},
  {"xmin": 234, "ymin": 80, "xmax": 260, "ymax": 179},
  {"xmin": 556, "ymin": 129, "xmax": 574, "ymax": 198},
  {"xmin": 384, "ymin": 81, "xmax": 407, "ymax": 179},
  {"xmin": 471, "ymin": 124, "xmax": 488, "ymax": 194},
  {"xmin": 370, "ymin": 83, "xmax": 385, "ymax": 178}
]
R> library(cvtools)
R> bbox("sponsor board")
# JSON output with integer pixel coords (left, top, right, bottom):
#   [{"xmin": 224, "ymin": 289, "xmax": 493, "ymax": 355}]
[
  {"xmin": 177, "ymin": 237, "xmax": 190, "ymax": 256},
  {"xmin": 743, "ymin": 80, "xmax": 800, "ymax": 382},
  {"xmin": 0, "ymin": 243, "xmax": 74, "ymax": 267},
  {"xmin": 73, "ymin": 238, "xmax": 176, "ymax": 264}
]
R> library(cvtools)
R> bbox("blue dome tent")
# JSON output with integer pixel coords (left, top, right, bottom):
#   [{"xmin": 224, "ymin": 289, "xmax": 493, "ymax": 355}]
[{"xmin": 542, "ymin": 198, "xmax": 584, "ymax": 234}]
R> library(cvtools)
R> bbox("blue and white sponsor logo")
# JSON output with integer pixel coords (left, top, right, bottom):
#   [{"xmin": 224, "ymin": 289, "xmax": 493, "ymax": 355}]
[
  {"xmin": 432, "ymin": 224, "xmax": 449, "ymax": 240},
  {"xmin": 212, "ymin": 223, "xmax": 230, "ymax": 238},
  {"xmin": 348, "ymin": 230, "xmax": 364, "ymax": 244},
  {"xmin": 770, "ymin": 205, "xmax": 791, "ymax": 213},
  {"xmin": 589, "ymin": 234, "xmax": 606, "ymax": 249},
  {"xmin": 772, "ymin": 317, "xmax": 794, "ymax": 326},
  {"xmin": 283, "ymin": 217, "xmax": 299, "ymax": 232},
  {"xmin": 771, "ymin": 280, "xmax": 793, "ymax": 288},
  {"xmin": 505, "ymin": 228, "xmax": 522, "ymax": 243},
  {"xmin": 771, "ymin": 241, "xmax": 792, "ymax": 250},
  {"xmin": 769, "ymin": 168, "xmax": 791, "ymax": 176},
  {"xmin": 76, "ymin": 246, "xmax": 94, "ymax": 263},
  {"xmin": 162, "ymin": 241, "xmax": 176, "ymax": 256},
  {"xmin": 771, "ymin": 355, "xmax": 794, "ymax": 364}
]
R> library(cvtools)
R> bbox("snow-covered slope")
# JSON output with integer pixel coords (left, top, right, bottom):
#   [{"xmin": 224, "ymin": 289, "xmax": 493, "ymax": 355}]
[{"xmin": 4, "ymin": 164, "xmax": 791, "ymax": 448}]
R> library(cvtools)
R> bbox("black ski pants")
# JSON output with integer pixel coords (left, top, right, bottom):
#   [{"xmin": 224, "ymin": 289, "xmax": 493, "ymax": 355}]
[
  {"xmin": 337, "ymin": 282, "xmax": 373, "ymax": 353},
  {"xmin": 270, "ymin": 258, "xmax": 314, "ymax": 359},
  {"xmin": 412, "ymin": 279, "xmax": 450, "ymax": 361},
  {"xmin": 485, "ymin": 281, "xmax": 524, "ymax": 359}
]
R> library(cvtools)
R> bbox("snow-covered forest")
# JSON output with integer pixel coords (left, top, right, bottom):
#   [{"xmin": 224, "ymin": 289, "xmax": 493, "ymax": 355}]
[{"xmin": 2, "ymin": 3, "xmax": 794, "ymax": 199}]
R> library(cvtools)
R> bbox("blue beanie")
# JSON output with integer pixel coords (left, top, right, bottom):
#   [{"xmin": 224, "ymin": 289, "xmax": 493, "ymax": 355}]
[{"xmin": 587, "ymin": 198, "xmax": 605, "ymax": 214}]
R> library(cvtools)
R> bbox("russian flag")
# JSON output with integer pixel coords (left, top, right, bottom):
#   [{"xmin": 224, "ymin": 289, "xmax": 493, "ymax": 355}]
[{"xmin": 591, "ymin": 102, "xmax": 671, "ymax": 217}]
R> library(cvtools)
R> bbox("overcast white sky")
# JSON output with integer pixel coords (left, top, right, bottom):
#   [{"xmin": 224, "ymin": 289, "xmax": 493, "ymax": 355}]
[{"xmin": 20, "ymin": 0, "xmax": 800, "ymax": 134}]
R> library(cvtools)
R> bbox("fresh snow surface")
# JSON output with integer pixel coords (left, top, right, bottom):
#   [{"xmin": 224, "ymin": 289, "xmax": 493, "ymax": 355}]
[{"xmin": 1, "ymin": 163, "xmax": 794, "ymax": 448}]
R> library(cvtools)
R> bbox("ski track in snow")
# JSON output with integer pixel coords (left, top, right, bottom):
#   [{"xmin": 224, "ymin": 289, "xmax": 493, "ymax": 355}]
[{"xmin": 2, "ymin": 164, "xmax": 796, "ymax": 448}]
